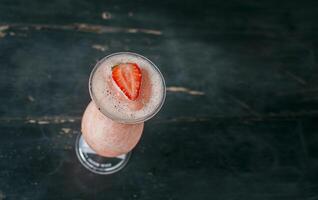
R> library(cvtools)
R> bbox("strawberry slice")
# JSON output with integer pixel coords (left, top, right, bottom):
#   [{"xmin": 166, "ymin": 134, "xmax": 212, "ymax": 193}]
[{"xmin": 112, "ymin": 63, "xmax": 142, "ymax": 101}]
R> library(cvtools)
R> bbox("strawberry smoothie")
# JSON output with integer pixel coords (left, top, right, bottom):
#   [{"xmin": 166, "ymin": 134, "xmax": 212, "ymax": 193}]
[
  {"xmin": 81, "ymin": 101, "xmax": 144, "ymax": 157},
  {"xmin": 81, "ymin": 52, "xmax": 165, "ymax": 158}
]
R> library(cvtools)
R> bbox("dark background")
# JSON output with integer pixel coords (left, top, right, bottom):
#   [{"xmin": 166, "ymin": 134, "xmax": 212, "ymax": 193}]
[{"xmin": 0, "ymin": 0, "xmax": 318, "ymax": 199}]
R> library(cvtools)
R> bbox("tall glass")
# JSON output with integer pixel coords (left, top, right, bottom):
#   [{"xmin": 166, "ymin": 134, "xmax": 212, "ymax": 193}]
[{"xmin": 76, "ymin": 52, "xmax": 166, "ymax": 175}]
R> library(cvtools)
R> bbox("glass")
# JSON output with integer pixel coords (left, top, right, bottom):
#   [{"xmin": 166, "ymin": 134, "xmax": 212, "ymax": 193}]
[{"xmin": 75, "ymin": 52, "xmax": 166, "ymax": 175}]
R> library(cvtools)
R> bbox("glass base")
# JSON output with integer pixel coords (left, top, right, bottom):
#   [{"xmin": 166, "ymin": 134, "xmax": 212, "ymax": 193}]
[{"xmin": 75, "ymin": 133, "xmax": 131, "ymax": 175}]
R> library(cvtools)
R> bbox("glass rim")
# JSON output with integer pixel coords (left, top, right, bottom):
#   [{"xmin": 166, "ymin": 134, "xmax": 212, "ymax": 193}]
[{"xmin": 88, "ymin": 52, "xmax": 166, "ymax": 124}]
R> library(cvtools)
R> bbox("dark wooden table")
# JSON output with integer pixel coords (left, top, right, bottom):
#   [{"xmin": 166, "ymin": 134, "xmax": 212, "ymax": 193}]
[{"xmin": 1, "ymin": 0, "xmax": 318, "ymax": 199}]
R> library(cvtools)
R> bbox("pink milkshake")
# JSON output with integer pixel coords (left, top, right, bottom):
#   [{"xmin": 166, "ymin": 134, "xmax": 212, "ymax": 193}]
[
  {"xmin": 81, "ymin": 102, "xmax": 144, "ymax": 157},
  {"xmin": 76, "ymin": 52, "xmax": 165, "ymax": 174}
]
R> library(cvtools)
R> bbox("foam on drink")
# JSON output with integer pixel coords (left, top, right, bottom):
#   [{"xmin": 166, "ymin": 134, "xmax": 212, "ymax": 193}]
[{"xmin": 90, "ymin": 52, "xmax": 165, "ymax": 123}]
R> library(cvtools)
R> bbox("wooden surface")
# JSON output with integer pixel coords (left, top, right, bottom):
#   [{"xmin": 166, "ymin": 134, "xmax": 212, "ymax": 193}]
[{"xmin": 0, "ymin": 0, "xmax": 318, "ymax": 199}]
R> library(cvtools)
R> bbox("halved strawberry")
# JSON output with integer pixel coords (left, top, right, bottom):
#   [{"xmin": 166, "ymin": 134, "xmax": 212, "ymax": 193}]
[{"xmin": 112, "ymin": 63, "xmax": 142, "ymax": 101}]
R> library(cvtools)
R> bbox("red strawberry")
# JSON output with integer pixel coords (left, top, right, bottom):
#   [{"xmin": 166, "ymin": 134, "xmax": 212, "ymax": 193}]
[{"xmin": 112, "ymin": 63, "xmax": 142, "ymax": 101}]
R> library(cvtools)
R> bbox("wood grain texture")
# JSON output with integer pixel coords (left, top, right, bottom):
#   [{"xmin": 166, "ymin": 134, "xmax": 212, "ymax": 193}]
[{"xmin": 0, "ymin": 0, "xmax": 318, "ymax": 199}]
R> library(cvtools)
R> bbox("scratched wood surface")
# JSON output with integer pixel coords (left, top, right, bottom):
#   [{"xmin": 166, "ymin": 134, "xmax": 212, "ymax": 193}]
[{"xmin": 1, "ymin": 0, "xmax": 318, "ymax": 199}]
